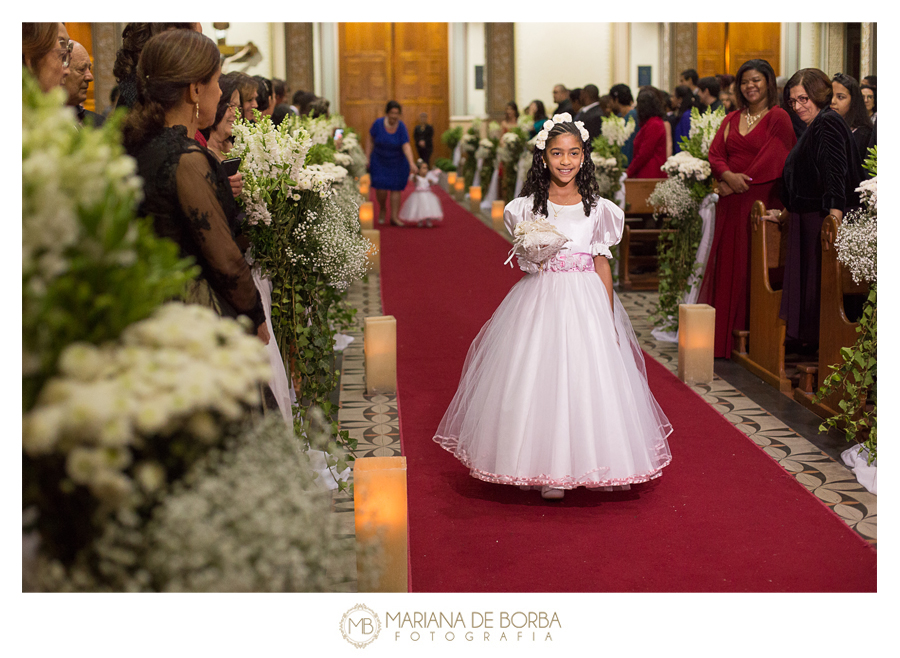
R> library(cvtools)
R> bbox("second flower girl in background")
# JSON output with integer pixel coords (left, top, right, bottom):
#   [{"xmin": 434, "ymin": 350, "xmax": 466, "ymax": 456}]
[{"xmin": 398, "ymin": 159, "xmax": 444, "ymax": 227}]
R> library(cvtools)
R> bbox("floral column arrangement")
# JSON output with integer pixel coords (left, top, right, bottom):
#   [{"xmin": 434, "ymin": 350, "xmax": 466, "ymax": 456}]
[
  {"xmin": 497, "ymin": 127, "xmax": 528, "ymax": 203},
  {"xmin": 230, "ymin": 112, "xmax": 373, "ymax": 424},
  {"xmin": 648, "ymin": 106, "xmax": 725, "ymax": 334},
  {"xmin": 591, "ymin": 113, "xmax": 635, "ymax": 207}
]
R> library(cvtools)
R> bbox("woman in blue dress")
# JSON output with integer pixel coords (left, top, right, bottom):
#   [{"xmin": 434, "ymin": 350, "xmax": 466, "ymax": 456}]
[{"xmin": 366, "ymin": 100, "xmax": 417, "ymax": 226}]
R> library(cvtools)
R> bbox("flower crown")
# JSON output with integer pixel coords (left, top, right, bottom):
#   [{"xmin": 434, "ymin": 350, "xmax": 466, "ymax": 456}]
[{"xmin": 534, "ymin": 113, "xmax": 590, "ymax": 150}]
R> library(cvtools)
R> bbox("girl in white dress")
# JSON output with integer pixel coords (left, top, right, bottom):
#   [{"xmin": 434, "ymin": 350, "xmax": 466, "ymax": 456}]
[
  {"xmin": 433, "ymin": 114, "xmax": 673, "ymax": 500},
  {"xmin": 398, "ymin": 159, "xmax": 444, "ymax": 227}
]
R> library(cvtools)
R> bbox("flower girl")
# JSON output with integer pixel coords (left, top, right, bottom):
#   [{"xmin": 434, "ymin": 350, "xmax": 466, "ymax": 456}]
[
  {"xmin": 398, "ymin": 159, "xmax": 444, "ymax": 227},
  {"xmin": 433, "ymin": 114, "xmax": 673, "ymax": 500}
]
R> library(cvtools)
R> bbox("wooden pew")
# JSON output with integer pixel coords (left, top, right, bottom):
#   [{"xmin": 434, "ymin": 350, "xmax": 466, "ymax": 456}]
[
  {"xmin": 730, "ymin": 201, "xmax": 793, "ymax": 392},
  {"xmin": 793, "ymin": 214, "xmax": 871, "ymax": 417},
  {"xmin": 619, "ymin": 178, "xmax": 665, "ymax": 290}
]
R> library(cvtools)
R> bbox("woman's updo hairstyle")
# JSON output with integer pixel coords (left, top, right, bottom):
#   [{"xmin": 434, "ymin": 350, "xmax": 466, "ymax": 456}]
[
  {"xmin": 122, "ymin": 29, "xmax": 221, "ymax": 150},
  {"xmin": 386, "ymin": 100, "xmax": 402, "ymax": 114},
  {"xmin": 520, "ymin": 120, "xmax": 600, "ymax": 218},
  {"xmin": 113, "ymin": 22, "xmax": 196, "ymax": 83}
]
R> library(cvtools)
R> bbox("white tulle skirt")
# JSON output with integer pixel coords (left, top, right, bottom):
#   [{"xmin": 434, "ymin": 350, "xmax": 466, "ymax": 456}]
[
  {"xmin": 434, "ymin": 263, "xmax": 673, "ymax": 489},
  {"xmin": 398, "ymin": 189, "xmax": 444, "ymax": 225}
]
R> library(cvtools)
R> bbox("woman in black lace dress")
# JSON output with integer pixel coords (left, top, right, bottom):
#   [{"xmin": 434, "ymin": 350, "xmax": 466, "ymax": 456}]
[{"xmin": 122, "ymin": 29, "xmax": 268, "ymax": 344}]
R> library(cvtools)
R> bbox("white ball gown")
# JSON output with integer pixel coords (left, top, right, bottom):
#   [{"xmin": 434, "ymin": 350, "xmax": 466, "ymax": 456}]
[
  {"xmin": 433, "ymin": 196, "xmax": 673, "ymax": 489},
  {"xmin": 398, "ymin": 170, "xmax": 444, "ymax": 225}
]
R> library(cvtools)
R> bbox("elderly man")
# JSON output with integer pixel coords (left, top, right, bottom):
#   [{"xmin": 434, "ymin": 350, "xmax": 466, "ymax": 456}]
[
  {"xmin": 65, "ymin": 41, "xmax": 104, "ymax": 127},
  {"xmin": 552, "ymin": 83, "xmax": 572, "ymax": 116}
]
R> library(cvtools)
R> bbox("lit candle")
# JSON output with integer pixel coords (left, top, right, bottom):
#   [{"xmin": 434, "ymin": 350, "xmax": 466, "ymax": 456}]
[
  {"xmin": 354, "ymin": 456, "xmax": 408, "ymax": 592},
  {"xmin": 491, "ymin": 200, "xmax": 505, "ymax": 231},
  {"xmin": 469, "ymin": 186, "xmax": 482, "ymax": 214},
  {"xmin": 361, "ymin": 229, "xmax": 380, "ymax": 273},
  {"xmin": 359, "ymin": 201, "xmax": 374, "ymax": 230},
  {"xmin": 364, "ymin": 315, "xmax": 396, "ymax": 394},
  {"xmin": 447, "ymin": 171, "xmax": 457, "ymax": 186},
  {"xmin": 678, "ymin": 304, "xmax": 715, "ymax": 384}
]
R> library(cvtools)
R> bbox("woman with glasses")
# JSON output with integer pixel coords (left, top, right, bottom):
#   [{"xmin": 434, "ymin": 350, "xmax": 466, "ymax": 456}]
[
  {"xmin": 22, "ymin": 22, "xmax": 71, "ymax": 93},
  {"xmin": 860, "ymin": 83, "xmax": 876, "ymax": 124},
  {"xmin": 769, "ymin": 68, "xmax": 862, "ymax": 354},
  {"xmin": 201, "ymin": 73, "xmax": 244, "ymax": 199},
  {"xmin": 699, "ymin": 59, "xmax": 795, "ymax": 359}
]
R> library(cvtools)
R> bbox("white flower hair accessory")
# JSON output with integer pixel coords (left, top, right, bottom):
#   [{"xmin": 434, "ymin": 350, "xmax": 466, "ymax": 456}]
[{"xmin": 533, "ymin": 113, "xmax": 590, "ymax": 150}]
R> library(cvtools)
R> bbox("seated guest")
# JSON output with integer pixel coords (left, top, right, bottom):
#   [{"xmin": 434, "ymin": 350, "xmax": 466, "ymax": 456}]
[
  {"xmin": 697, "ymin": 76, "xmax": 722, "ymax": 112},
  {"xmin": 121, "ymin": 29, "xmax": 267, "ymax": 344},
  {"xmin": 64, "ymin": 41, "xmax": 104, "ymax": 127},
  {"xmin": 831, "ymin": 73, "xmax": 874, "ymax": 167},
  {"xmin": 22, "ymin": 22, "xmax": 70, "ymax": 94},
  {"xmin": 774, "ymin": 68, "xmax": 862, "ymax": 353},
  {"xmin": 626, "ymin": 88, "xmax": 668, "ymax": 179}
]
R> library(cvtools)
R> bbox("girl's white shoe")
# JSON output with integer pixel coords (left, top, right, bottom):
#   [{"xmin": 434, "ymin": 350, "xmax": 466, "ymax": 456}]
[{"xmin": 540, "ymin": 486, "xmax": 564, "ymax": 500}]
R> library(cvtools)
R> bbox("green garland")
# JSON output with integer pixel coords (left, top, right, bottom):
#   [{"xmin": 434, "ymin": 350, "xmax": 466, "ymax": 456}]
[{"xmin": 814, "ymin": 286, "xmax": 876, "ymax": 463}]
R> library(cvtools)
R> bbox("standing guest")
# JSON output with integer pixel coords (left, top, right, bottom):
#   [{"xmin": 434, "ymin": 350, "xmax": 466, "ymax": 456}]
[
  {"xmin": 552, "ymin": 83, "xmax": 572, "ymax": 116},
  {"xmin": 575, "ymin": 84, "xmax": 604, "ymax": 141},
  {"xmin": 199, "ymin": 74, "xmax": 244, "ymax": 199},
  {"xmin": 861, "ymin": 75, "xmax": 876, "ymax": 89},
  {"xmin": 500, "ymin": 101, "xmax": 519, "ymax": 132},
  {"xmin": 831, "ymin": 73, "xmax": 874, "ymax": 166},
  {"xmin": 770, "ymin": 68, "xmax": 862, "ymax": 352},
  {"xmin": 719, "ymin": 86, "xmax": 737, "ymax": 113},
  {"xmin": 670, "ymin": 85, "xmax": 699, "ymax": 154},
  {"xmin": 697, "ymin": 76, "xmax": 722, "ymax": 113},
  {"xmin": 699, "ymin": 59, "xmax": 795, "ymax": 359},
  {"xmin": 253, "ymin": 75, "xmax": 274, "ymax": 118},
  {"xmin": 271, "ymin": 103, "xmax": 297, "ymax": 128},
  {"xmin": 626, "ymin": 89, "xmax": 667, "ymax": 179},
  {"xmin": 291, "ymin": 90, "xmax": 316, "ymax": 116},
  {"xmin": 23, "ymin": 22, "xmax": 70, "ymax": 93},
  {"xmin": 414, "ymin": 112, "xmax": 434, "ymax": 166},
  {"xmin": 526, "ymin": 100, "xmax": 548, "ymax": 137},
  {"xmin": 598, "ymin": 95, "xmax": 613, "ymax": 118},
  {"xmin": 64, "ymin": 41, "xmax": 104, "ymax": 127},
  {"xmin": 366, "ymin": 100, "xmax": 417, "ymax": 226},
  {"xmin": 112, "ymin": 22, "xmax": 197, "ymax": 110},
  {"xmin": 224, "ymin": 71, "xmax": 259, "ymax": 121},
  {"xmin": 679, "ymin": 69, "xmax": 700, "ymax": 96},
  {"xmin": 569, "ymin": 88, "xmax": 583, "ymax": 117},
  {"xmin": 308, "ymin": 96, "xmax": 330, "ymax": 118},
  {"xmin": 121, "ymin": 29, "xmax": 267, "ymax": 345},
  {"xmin": 609, "ymin": 83, "xmax": 638, "ymax": 164},
  {"xmin": 860, "ymin": 83, "xmax": 876, "ymax": 123},
  {"xmin": 272, "ymin": 78, "xmax": 288, "ymax": 106}
]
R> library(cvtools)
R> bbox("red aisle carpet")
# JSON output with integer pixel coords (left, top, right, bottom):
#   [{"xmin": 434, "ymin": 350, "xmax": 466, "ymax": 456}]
[{"xmin": 378, "ymin": 186, "xmax": 876, "ymax": 592}]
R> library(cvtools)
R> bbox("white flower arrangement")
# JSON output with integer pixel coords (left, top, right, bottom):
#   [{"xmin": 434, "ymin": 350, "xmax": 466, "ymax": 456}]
[
  {"xmin": 835, "ymin": 176, "xmax": 877, "ymax": 285},
  {"xmin": 487, "ymin": 121, "xmax": 503, "ymax": 140},
  {"xmin": 497, "ymin": 131, "xmax": 524, "ymax": 164},
  {"xmin": 517, "ymin": 113, "xmax": 534, "ymax": 133},
  {"xmin": 461, "ymin": 132, "xmax": 480, "ymax": 153},
  {"xmin": 23, "ymin": 302, "xmax": 271, "ymax": 507},
  {"xmin": 475, "ymin": 137, "xmax": 496, "ymax": 160},
  {"xmin": 661, "ymin": 150, "xmax": 712, "ymax": 183},
  {"xmin": 600, "ymin": 114, "xmax": 636, "ymax": 148},
  {"xmin": 685, "ymin": 106, "xmax": 726, "ymax": 159},
  {"xmin": 647, "ymin": 177, "xmax": 696, "ymax": 220},
  {"xmin": 591, "ymin": 152, "xmax": 619, "ymax": 173},
  {"xmin": 33, "ymin": 411, "xmax": 363, "ymax": 592}
]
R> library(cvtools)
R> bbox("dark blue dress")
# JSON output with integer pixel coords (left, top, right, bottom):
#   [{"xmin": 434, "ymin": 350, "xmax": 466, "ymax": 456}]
[{"xmin": 369, "ymin": 117, "xmax": 410, "ymax": 191}]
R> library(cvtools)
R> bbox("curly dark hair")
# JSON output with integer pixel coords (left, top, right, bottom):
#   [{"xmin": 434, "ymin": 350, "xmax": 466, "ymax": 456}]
[
  {"xmin": 113, "ymin": 22, "xmax": 196, "ymax": 82},
  {"xmin": 520, "ymin": 121, "xmax": 600, "ymax": 218}
]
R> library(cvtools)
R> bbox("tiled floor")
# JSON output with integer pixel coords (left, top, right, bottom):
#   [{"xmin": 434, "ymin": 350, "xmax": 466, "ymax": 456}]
[{"xmin": 326, "ymin": 204, "xmax": 876, "ymax": 591}]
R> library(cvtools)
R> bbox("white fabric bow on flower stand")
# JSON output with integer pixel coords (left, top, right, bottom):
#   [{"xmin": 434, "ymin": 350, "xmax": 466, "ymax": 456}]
[
  {"xmin": 504, "ymin": 218, "xmax": 570, "ymax": 273},
  {"xmin": 452, "ymin": 143, "xmax": 462, "ymax": 168},
  {"xmin": 651, "ymin": 191, "xmax": 718, "ymax": 342},
  {"xmin": 481, "ymin": 166, "xmax": 501, "ymax": 212}
]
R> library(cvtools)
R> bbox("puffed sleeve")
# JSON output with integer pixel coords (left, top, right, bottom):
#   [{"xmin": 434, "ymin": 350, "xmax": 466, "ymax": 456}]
[
  {"xmin": 503, "ymin": 196, "xmax": 530, "ymax": 235},
  {"xmin": 590, "ymin": 198, "xmax": 625, "ymax": 259},
  {"xmin": 175, "ymin": 150, "xmax": 265, "ymax": 330},
  {"xmin": 425, "ymin": 168, "xmax": 442, "ymax": 185}
]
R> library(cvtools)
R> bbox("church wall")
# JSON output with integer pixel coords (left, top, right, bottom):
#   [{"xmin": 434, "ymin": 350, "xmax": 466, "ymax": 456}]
[{"xmin": 514, "ymin": 23, "xmax": 615, "ymax": 117}]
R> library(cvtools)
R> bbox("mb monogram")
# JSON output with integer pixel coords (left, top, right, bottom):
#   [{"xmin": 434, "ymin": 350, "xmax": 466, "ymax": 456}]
[{"xmin": 340, "ymin": 604, "xmax": 382, "ymax": 648}]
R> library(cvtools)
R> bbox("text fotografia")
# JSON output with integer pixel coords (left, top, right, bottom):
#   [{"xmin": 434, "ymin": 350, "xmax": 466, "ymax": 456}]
[{"xmin": 387, "ymin": 611, "xmax": 561, "ymax": 642}]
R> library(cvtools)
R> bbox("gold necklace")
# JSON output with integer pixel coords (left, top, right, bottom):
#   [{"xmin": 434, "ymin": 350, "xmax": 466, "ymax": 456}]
[{"xmin": 745, "ymin": 107, "xmax": 765, "ymax": 129}]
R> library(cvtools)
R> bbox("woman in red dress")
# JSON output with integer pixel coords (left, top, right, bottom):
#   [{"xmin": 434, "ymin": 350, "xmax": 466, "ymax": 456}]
[
  {"xmin": 626, "ymin": 89, "xmax": 668, "ymax": 179},
  {"xmin": 699, "ymin": 59, "xmax": 796, "ymax": 358}
]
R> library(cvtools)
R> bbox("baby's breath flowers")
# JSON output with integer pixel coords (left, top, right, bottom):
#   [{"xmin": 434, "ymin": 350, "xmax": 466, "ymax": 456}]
[{"xmin": 835, "ymin": 176, "xmax": 877, "ymax": 285}]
